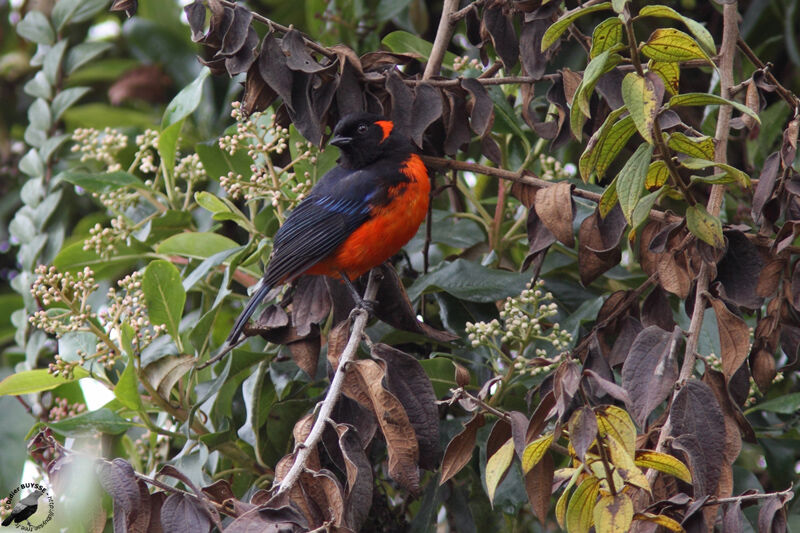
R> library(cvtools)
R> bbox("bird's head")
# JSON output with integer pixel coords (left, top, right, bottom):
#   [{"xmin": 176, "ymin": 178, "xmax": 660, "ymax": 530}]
[{"xmin": 330, "ymin": 112, "xmax": 402, "ymax": 169}]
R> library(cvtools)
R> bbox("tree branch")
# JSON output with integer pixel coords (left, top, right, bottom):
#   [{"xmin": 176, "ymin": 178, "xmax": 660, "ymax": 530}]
[
  {"xmin": 271, "ymin": 269, "xmax": 382, "ymax": 498},
  {"xmin": 423, "ymin": 0, "xmax": 460, "ymax": 79}
]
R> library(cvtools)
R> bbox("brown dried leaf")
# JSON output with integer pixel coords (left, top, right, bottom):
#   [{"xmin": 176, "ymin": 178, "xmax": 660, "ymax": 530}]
[
  {"xmin": 454, "ymin": 362, "xmax": 470, "ymax": 388},
  {"xmin": 757, "ymin": 259, "xmax": 786, "ymax": 298},
  {"xmin": 751, "ymin": 348, "xmax": 777, "ymax": 393},
  {"xmin": 440, "ymin": 413, "xmax": 485, "ymax": 485},
  {"xmin": 535, "ymin": 181, "xmax": 575, "ymax": 247},
  {"xmin": 758, "ymin": 493, "xmax": 791, "ymax": 533},
  {"xmin": 461, "ymin": 78, "xmax": 493, "ymax": 136},
  {"xmin": 291, "ymin": 276, "xmax": 331, "ymax": 337},
  {"xmin": 525, "ymin": 451, "xmax": 554, "ymax": 524},
  {"xmin": 443, "ymin": 88, "xmax": 471, "ymax": 155},
  {"xmin": 714, "ymin": 231, "xmax": 764, "ymax": 309},
  {"xmin": 299, "ymin": 470, "xmax": 346, "ymax": 527},
  {"xmin": 346, "ymin": 360, "xmax": 420, "ymax": 492},
  {"xmin": 159, "ymin": 493, "xmax": 212, "ymax": 533},
  {"xmin": 553, "ymin": 360, "xmax": 581, "ymax": 420},
  {"xmin": 641, "ymin": 286, "xmax": 676, "ymax": 332},
  {"xmin": 483, "ymin": 3, "xmax": 519, "ymax": 69},
  {"xmin": 241, "ymin": 61, "xmax": 277, "ymax": 116},
  {"xmin": 707, "ymin": 295, "xmax": 751, "ymax": 378},
  {"xmin": 578, "ymin": 208, "xmax": 623, "ymax": 285},
  {"xmin": 621, "ymin": 326, "xmax": 680, "ymax": 428},
  {"xmin": 752, "ymin": 151, "xmax": 781, "ymax": 225},
  {"xmin": 372, "ymin": 343, "xmax": 441, "ymax": 469},
  {"xmin": 335, "ymin": 424, "xmax": 373, "ymax": 531},
  {"xmin": 410, "ymin": 82, "xmax": 443, "ymax": 148},
  {"xmin": 326, "ymin": 318, "xmax": 351, "ymax": 370},
  {"xmin": 526, "ymin": 390, "xmax": 556, "ymax": 442},
  {"xmin": 782, "ymin": 116, "xmax": 799, "ymax": 168},
  {"xmin": 568, "ymin": 406, "xmax": 597, "ymax": 462},
  {"xmin": 108, "ymin": 65, "xmax": 171, "ymax": 105}
]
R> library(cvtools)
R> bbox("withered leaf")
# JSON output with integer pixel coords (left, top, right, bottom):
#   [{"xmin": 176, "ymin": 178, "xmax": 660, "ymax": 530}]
[
  {"xmin": 410, "ymin": 83, "xmax": 443, "ymax": 148},
  {"xmin": 225, "ymin": 26, "xmax": 258, "ymax": 76},
  {"xmin": 668, "ymin": 379, "xmax": 725, "ymax": 498},
  {"xmin": 525, "ymin": 452, "xmax": 554, "ymax": 524},
  {"xmin": 526, "ymin": 390, "xmax": 556, "ymax": 442},
  {"xmin": 511, "ymin": 181, "xmax": 537, "ymax": 209},
  {"xmin": 335, "ymin": 424, "xmax": 373, "ymax": 532},
  {"xmin": 535, "ymin": 181, "xmax": 575, "ymax": 247},
  {"xmin": 519, "ymin": 17, "xmax": 549, "ymax": 80},
  {"xmin": 461, "ymin": 78, "xmax": 493, "ymax": 137},
  {"xmin": 641, "ymin": 286, "xmax": 676, "ymax": 332},
  {"xmin": 578, "ymin": 209, "xmax": 622, "ymax": 285},
  {"xmin": 621, "ymin": 326, "xmax": 680, "ymax": 428},
  {"xmin": 291, "ymin": 276, "xmax": 331, "ymax": 337},
  {"xmin": 345, "ymin": 360, "xmax": 420, "ymax": 492},
  {"xmin": 608, "ymin": 315, "xmax": 643, "ymax": 367},
  {"xmin": 582, "ymin": 369, "xmax": 630, "ymax": 404},
  {"xmin": 218, "ymin": 5, "xmax": 252, "ymax": 55},
  {"xmin": 782, "ymin": 116, "xmax": 799, "ymax": 168},
  {"xmin": 753, "ymin": 151, "xmax": 781, "ymax": 225},
  {"xmin": 509, "ymin": 410, "xmax": 530, "ymax": 458},
  {"xmin": 751, "ymin": 348, "xmax": 777, "ymax": 393},
  {"xmin": 299, "ymin": 470, "xmax": 346, "ymax": 527},
  {"xmin": 714, "ymin": 231, "xmax": 764, "ymax": 309},
  {"xmin": 568, "ymin": 406, "xmax": 597, "ymax": 462},
  {"xmin": 200, "ymin": 480, "xmax": 234, "ymax": 506},
  {"xmin": 372, "ymin": 343, "xmax": 441, "ymax": 470},
  {"xmin": 288, "ymin": 71, "xmax": 322, "ymax": 145},
  {"xmin": 258, "ymin": 33, "xmax": 293, "ymax": 108},
  {"xmin": 241, "ymin": 61, "xmax": 277, "ymax": 115},
  {"xmin": 483, "ymin": 4, "xmax": 519, "ymax": 69},
  {"xmin": 224, "ymin": 505, "xmax": 308, "ymax": 533},
  {"xmin": 443, "ymin": 88, "xmax": 471, "ymax": 155},
  {"xmin": 386, "ymin": 70, "xmax": 414, "ymax": 136},
  {"xmin": 440, "ymin": 413, "xmax": 485, "ymax": 485},
  {"xmin": 331, "ymin": 395, "xmax": 377, "ymax": 448},
  {"xmin": 553, "ymin": 360, "xmax": 581, "ymax": 420},
  {"xmin": 757, "ymin": 258, "xmax": 785, "ymax": 298},
  {"xmin": 184, "ymin": 0, "xmax": 206, "ymax": 42},
  {"xmin": 702, "ymin": 369, "xmax": 753, "ymax": 454},
  {"xmin": 707, "ymin": 295, "xmax": 750, "ymax": 378},
  {"xmin": 281, "ymin": 29, "xmax": 331, "ymax": 73},
  {"xmin": 335, "ymin": 59, "xmax": 364, "ymax": 116},
  {"xmin": 110, "ymin": 0, "xmax": 138, "ymax": 16},
  {"xmin": 326, "ymin": 318, "xmax": 351, "ymax": 370},
  {"xmin": 523, "ymin": 201, "xmax": 556, "ymax": 271},
  {"xmin": 159, "ymin": 493, "xmax": 212, "ymax": 533},
  {"xmin": 97, "ymin": 458, "xmax": 140, "ymax": 517},
  {"xmin": 108, "ymin": 65, "xmax": 171, "ymax": 106},
  {"xmin": 758, "ymin": 493, "xmax": 790, "ymax": 533},
  {"xmin": 657, "ymin": 249, "xmax": 692, "ymax": 299}
]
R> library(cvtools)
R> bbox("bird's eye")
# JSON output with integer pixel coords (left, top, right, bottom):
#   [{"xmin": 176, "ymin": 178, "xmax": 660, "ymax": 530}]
[{"xmin": 357, "ymin": 123, "xmax": 368, "ymax": 134}]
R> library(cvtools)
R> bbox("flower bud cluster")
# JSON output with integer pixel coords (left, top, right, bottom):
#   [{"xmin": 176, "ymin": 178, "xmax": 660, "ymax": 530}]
[
  {"xmin": 215, "ymin": 105, "xmax": 313, "ymax": 209},
  {"xmin": 174, "ymin": 153, "xmax": 206, "ymax": 185},
  {"xmin": 71, "ymin": 127, "xmax": 128, "ymax": 171},
  {"xmin": 101, "ymin": 271, "xmax": 166, "ymax": 350},
  {"xmin": 48, "ymin": 397, "xmax": 87, "ymax": 422},
  {"xmin": 453, "ymin": 54, "xmax": 482, "ymax": 72},
  {"xmin": 465, "ymin": 280, "xmax": 572, "ymax": 377},
  {"xmin": 30, "ymin": 266, "xmax": 98, "ymax": 335},
  {"xmin": 134, "ymin": 129, "xmax": 160, "ymax": 174},
  {"xmin": 539, "ymin": 154, "xmax": 572, "ymax": 181},
  {"xmin": 83, "ymin": 216, "xmax": 131, "ymax": 259}
]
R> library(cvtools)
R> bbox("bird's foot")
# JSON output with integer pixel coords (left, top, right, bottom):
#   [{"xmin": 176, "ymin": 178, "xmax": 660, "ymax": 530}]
[{"xmin": 349, "ymin": 297, "xmax": 376, "ymax": 319}]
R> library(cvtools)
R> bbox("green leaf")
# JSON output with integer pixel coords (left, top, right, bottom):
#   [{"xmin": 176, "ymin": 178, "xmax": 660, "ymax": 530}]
[
  {"xmin": 667, "ymin": 93, "xmax": 761, "ymax": 124},
  {"xmin": 0, "ymin": 368, "xmax": 89, "ymax": 396},
  {"xmin": 485, "ymin": 437, "xmax": 515, "ymax": 505},
  {"xmin": 195, "ymin": 191, "xmax": 231, "ymax": 215},
  {"xmin": 142, "ymin": 260, "xmax": 186, "ymax": 342},
  {"xmin": 667, "ymin": 132, "xmax": 715, "ymax": 159},
  {"xmin": 599, "ymin": 176, "xmax": 619, "ymax": 217},
  {"xmin": 17, "ymin": 11, "xmax": 54, "ymax": 44},
  {"xmin": 62, "ymin": 103, "xmax": 159, "ymax": 130},
  {"xmin": 621, "ymin": 72, "xmax": 656, "ymax": 143},
  {"xmin": 571, "ymin": 50, "xmax": 623, "ymax": 139},
  {"xmin": 47, "ymin": 407, "xmax": 135, "ymax": 436},
  {"xmin": 23, "ymin": 71, "xmax": 52, "ymax": 100},
  {"xmin": 53, "ymin": 240, "xmax": 149, "ymax": 278},
  {"xmin": 590, "ymin": 17, "xmax": 624, "ymax": 58},
  {"xmin": 541, "ymin": 2, "xmax": 612, "ymax": 51},
  {"xmin": 51, "ymin": 0, "xmax": 83, "ymax": 31},
  {"xmin": 637, "ymin": 5, "xmax": 716, "ymax": 55},
  {"xmin": 115, "ymin": 357, "xmax": 143, "ymax": 411},
  {"xmin": 641, "ymin": 28, "xmax": 712, "ymax": 64},
  {"xmin": 631, "ymin": 188, "xmax": 663, "ymax": 233},
  {"xmin": 51, "ymin": 87, "xmax": 91, "ymax": 121},
  {"xmin": 195, "ymin": 142, "xmax": 253, "ymax": 181},
  {"xmin": 611, "ymin": 0, "xmax": 628, "ymax": 13},
  {"xmin": 616, "ymin": 143, "xmax": 654, "ymax": 222},
  {"xmin": 64, "ymin": 42, "xmax": 113, "ymax": 75},
  {"xmin": 579, "ymin": 107, "xmax": 634, "ymax": 182},
  {"xmin": 749, "ymin": 392, "xmax": 800, "ymax": 414},
  {"xmin": 61, "ymin": 171, "xmax": 144, "ymax": 193},
  {"xmin": 381, "ymin": 31, "xmax": 458, "ymax": 69},
  {"xmin": 156, "ymin": 232, "xmax": 240, "ymax": 260},
  {"xmin": 162, "ymin": 67, "xmax": 210, "ymax": 128},
  {"xmin": 686, "ymin": 204, "xmax": 724, "ymax": 248},
  {"xmin": 682, "ymin": 157, "xmax": 751, "ymax": 188},
  {"xmin": 407, "ymin": 259, "xmax": 532, "ymax": 303}
]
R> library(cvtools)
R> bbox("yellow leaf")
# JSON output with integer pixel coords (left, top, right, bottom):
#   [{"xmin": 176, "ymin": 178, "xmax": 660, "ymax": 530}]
[
  {"xmin": 635, "ymin": 450, "xmax": 692, "ymax": 484},
  {"xmin": 599, "ymin": 177, "xmax": 619, "ymax": 218},
  {"xmin": 641, "ymin": 28, "xmax": 712, "ymax": 64},
  {"xmin": 633, "ymin": 512, "xmax": 686, "ymax": 532},
  {"xmin": 556, "ymin": 467, "xmax": 583, "ymax": 529},
  {"xmin": 667, "ymin": 132, "xmax": 715, "ymax": 160},
  {"xmin": 566, "ymin": 477, "xmax": 600, "ymax": 533},
  {"xmin": 590, "ymin": 17, "xmax": 624, "ymax": 58},
  {"xmin": 486, "ymin": 437, "xmax": 515, "ymax": 505},
  {"xmin": 605, "ymin": 435, "xmax": 650, "ymax": 493},
  {"xmin": 595, "ymin": 406, "xmax": 636, "ymax": 457},
  {"xmin": 593, "ymin": 493, "xmax": 634, "ymax": 533},
  {"xmin": 522, "ymin": 433, "xmax": 554, "ymax": 473},
  {"xmin": 621, "ymin": 72, "xmax": 656, "ymax": 143},
  {"xmin": 686, "ymin": 204, "xmax": 724, "ymax": 248},
  {"xmin": 646, "ymin": 160, "xmax": 669, "ymax": 189},
  {"xmin": 649, "ymin": 61, "xmax": 680, "ymax": 95}
]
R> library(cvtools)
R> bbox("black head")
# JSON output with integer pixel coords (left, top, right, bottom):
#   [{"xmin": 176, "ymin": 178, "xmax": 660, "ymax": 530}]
[{"xmin": 330, "ymin": 112, "xmax": 403, "ymax": 169}]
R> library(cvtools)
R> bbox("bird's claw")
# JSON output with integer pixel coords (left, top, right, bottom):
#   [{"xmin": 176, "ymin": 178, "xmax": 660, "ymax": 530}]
[{"xmin": 349, "ymin": 298, "xmax": 376, "ymax": 319}]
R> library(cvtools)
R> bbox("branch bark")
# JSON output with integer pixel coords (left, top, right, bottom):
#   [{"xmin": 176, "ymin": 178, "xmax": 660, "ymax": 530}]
[
  {"xmin": 423, "ymin": 0, "xmax": 460, "ymax": 80},
  {"xmin": 271, "ymin": 269, "xmax": 381, "ymax": 498}
]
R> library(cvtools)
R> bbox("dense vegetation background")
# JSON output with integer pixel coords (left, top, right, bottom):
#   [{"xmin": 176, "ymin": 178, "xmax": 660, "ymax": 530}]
[{"xmin": 1, "ymin": 0, "xmax": 800, "ymax": 531}]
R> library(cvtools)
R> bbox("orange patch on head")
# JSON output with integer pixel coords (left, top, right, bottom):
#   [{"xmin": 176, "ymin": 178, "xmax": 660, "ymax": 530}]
[{"xmin": 375, "ymin": 120, "xmax": 394, "ymax": 142}]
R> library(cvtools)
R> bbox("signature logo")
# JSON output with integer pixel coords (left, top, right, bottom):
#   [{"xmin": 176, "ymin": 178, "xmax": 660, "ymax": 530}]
[{"xmin": 1, "ymin": 483, "xmax": 54, "ymax": 531}]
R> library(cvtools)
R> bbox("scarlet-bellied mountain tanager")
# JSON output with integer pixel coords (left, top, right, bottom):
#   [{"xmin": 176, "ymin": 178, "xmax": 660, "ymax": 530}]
[{"xmin": 226, "ymin": 112, "xmax": 431, "ymax": 344}]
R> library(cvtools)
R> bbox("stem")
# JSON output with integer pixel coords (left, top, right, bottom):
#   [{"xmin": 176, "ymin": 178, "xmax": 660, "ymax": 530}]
[
  {"xmin": 272, "ymin": 269, "xmax": 382, "ymax": 498},
  {"xmin": 423, "ymin": 0, "xmax": 459, "ymax": 80}
]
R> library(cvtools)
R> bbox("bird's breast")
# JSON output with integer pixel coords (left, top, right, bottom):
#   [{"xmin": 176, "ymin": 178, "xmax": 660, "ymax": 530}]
[{"xmin": 308, "ymin": 154, "xmax": 430, "ymax": 279}]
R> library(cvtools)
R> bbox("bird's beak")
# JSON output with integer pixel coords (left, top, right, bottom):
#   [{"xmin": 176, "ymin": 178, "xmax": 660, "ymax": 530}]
[{"xmin": 330, "ymin": 135, "xmax": 352, "ymax": 148}]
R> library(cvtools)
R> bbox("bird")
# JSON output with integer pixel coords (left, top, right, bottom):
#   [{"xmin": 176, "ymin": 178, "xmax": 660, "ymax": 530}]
[
  {"xmin": 225, "ymin": 112, "xmax": 431, "ymax": 345},
  {"xmin": 2, "ymin": 490, "xmax": 44, "ymax": 526}
]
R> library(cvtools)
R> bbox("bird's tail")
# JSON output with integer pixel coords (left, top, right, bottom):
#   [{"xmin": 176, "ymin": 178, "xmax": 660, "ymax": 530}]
[{"xmin": 226, "ymin": 282, "xmax": 273, "ymax": 345}]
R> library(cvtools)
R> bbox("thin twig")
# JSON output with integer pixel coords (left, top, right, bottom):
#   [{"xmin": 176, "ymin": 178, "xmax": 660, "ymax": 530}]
[
  {"xmin": 271, "ymin": 269, "xmax": 382, "ymax": 498},
  {"xmin": 423, "ymin": 0, "xmax": 460, "ymax": 80},
  {"xmin": 700, "ymin": 484, "xmax": 794, "ymax": 507},
  {"xmin": 450, "ymin": 0, "xmax": 487, "ymax": 22},
  {"xmin": 737, "ymin": 38, "xmax": 800, "ymax": 112}
]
